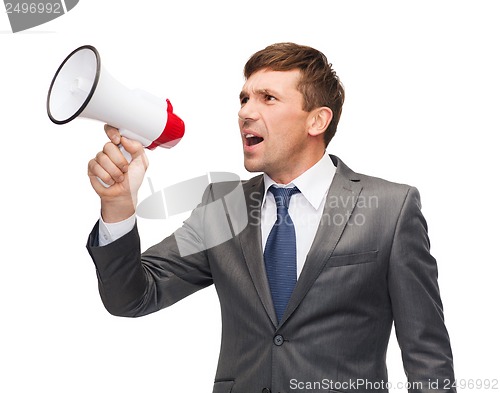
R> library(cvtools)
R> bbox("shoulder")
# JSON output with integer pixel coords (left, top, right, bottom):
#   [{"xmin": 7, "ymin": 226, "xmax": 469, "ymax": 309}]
[
  {"xmin": 332, "ymin": 155, "xmax": 420, "ymax": 209},
  {"xmin": 202, "ymin": 173, "xmax": 263, "ymax": 203},
  {"xmin": 334, "ymin": 155, "xmax": 414, "ymax": 192}
]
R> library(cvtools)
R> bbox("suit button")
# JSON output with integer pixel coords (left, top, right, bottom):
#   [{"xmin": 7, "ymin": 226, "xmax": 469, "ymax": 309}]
[
  {"xmin": 262, "ymin": 389, "xmax": 271, "ymax": 393},
  {"xmin": 273, "ymin": 334, "xmax": 284, "ymax": 346}
]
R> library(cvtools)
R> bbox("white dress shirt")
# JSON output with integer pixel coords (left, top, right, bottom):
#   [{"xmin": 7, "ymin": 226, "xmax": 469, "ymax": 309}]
[
  {"xmin": 261, "ymin": 152, "xmax": 336, "ymax": 277},
  {"xmin": 99, "ymin": 153, "xmax": 336, "ymax": 279}
]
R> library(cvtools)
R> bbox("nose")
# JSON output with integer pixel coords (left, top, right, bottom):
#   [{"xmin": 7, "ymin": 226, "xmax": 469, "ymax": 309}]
[{"xmin": 238, "ymin": 99, "xmax": 258, "ymax": 123}]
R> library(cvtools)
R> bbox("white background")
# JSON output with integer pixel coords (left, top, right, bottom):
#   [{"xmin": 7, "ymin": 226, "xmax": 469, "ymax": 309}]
[{"xmin": 1, "ymin": 0, "xmax": 499, "ymax": 391}]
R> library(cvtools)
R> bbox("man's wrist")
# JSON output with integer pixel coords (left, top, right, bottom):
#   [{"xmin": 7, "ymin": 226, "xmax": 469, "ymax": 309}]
[{"xmin": 100, "ymin": 196, "xmax": 136, "ymax": 223}]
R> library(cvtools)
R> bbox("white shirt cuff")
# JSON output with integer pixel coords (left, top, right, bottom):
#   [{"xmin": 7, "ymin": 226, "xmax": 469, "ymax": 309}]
[{"xmin": 98, "ymin": 214, "xmax": 136, "ymax": 246}]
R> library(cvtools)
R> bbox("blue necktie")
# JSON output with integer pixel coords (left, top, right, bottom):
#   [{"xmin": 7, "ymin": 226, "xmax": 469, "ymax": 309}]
[{"xmin": 264, "ymin": 186, "xmax": 301, "ymax": 322}]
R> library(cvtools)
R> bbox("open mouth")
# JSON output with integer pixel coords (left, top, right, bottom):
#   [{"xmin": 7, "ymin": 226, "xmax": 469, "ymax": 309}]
[{"xmin": 244, "ymin": 133, "xmax": 264, "ymax": 146}]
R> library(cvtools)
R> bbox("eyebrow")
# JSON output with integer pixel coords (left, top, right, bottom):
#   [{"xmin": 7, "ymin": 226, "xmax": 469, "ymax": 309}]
[{"xmin": 239, "ymin": 88, "xmax": 279, "ymax": 101}]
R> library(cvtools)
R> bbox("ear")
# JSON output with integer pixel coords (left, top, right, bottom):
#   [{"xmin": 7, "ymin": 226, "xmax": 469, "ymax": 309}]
[{"xmin": 307, "ymin": 107, "xmax": 333, "ymax": 137}]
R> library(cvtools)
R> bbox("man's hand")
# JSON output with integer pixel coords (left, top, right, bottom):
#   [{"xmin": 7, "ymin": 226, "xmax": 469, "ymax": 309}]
[{"xmin": 88, "ymin": 124, "xmax": 149, "ymax": 223}]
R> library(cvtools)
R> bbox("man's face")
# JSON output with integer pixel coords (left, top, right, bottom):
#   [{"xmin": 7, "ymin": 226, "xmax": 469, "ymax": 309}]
[{"xmin": 238, "ymin": 69, "xmax": 312, "ymax": 182}]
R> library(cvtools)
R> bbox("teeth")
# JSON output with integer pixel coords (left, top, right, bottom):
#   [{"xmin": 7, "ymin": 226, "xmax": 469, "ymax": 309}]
[{"xmin": 245, "ymin": 134, "xmax": 255, "ymax": 138}]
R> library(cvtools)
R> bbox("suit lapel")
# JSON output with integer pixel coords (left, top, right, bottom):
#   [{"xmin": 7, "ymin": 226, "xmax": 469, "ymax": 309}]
[
  {"xmin": 238, "ymin": 157, "xmax": 363, "ymax": 329},
  {"xmin": 279, "ymin": 156, "xmax": 363, "ymax": 327},
  {"xmin": 239, "ymin": 175, "xmax": 279, "ymax": 327}
]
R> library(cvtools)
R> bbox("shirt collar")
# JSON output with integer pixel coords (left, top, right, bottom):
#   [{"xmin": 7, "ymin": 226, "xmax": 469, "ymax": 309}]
[{"xmin": 262, "ymin": 152, "xmax": 336, "ymax": 210}]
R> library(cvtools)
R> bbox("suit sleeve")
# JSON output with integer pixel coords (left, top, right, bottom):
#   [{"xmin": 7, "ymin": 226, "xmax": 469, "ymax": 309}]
[
  {"xmin": 86, "ymin": 186, "xmax": 215, "ymax": 318},
  {"xmin": 388, "ymin": 187, "xmax": 456, "ymax": 393}
]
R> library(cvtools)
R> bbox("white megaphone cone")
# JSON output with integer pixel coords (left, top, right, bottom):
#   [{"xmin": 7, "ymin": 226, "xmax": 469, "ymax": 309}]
[{"xmin": 47, "ymin": 45, "xmax": 185, "ymax": 158}]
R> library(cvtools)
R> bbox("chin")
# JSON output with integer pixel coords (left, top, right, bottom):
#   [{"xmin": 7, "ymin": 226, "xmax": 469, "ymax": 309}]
[{"xmin": 243, "ymin": 159, "xmax": 264, "ymax": 173}]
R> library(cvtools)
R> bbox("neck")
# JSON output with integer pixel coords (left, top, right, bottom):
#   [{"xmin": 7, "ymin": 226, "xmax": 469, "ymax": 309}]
[{"xmin": 267, "ymin": 150, "xmax": 326, "ymax": 185}]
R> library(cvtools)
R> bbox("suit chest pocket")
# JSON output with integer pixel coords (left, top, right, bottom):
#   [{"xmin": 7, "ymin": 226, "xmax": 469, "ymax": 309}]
[
  {"xmin": 325, "ymin": 250, "xmax": 378, "ymax": 268},
  {"xmin": 212, "ymin": 380, "xmax": 235, "ymax": 393}
]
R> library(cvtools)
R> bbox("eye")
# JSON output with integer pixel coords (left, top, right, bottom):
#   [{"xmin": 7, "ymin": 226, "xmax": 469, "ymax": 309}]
[
  {"xmin": 240, "ymin": 96, "xmax": 249, "ymax": 106},
  {"xmin": 265, "ymin": 94, "xmax": 277, "ymax": 102}
]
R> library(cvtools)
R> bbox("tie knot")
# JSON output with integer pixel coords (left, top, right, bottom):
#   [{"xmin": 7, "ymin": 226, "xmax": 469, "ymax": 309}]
[{"xmin": 269, "ymin": 186, "xmax": 300, "ymax": 209}]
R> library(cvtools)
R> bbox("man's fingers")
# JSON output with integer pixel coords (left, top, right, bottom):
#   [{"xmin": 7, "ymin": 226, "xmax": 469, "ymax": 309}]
[
  {"xmin": 103, "ymin": 142, "xmax": 129, "ymax": 172},
  {"xmin": 88, "ymin": 158, "xmax": 115, "ymax": 187},
  {"xmin": 120, "ymin": 136, "xmax": 147, "ymax": 162},
  {"xmin": 103, "ymin": 126, "xmax": 146, "ymax": 164},
  {"xmin": 104, "ymin": 124, "xmax": 121, "ymax": 145},
  {"xmin": 94, "ymin": 148, "xmax": 125, "ymax": 184}
]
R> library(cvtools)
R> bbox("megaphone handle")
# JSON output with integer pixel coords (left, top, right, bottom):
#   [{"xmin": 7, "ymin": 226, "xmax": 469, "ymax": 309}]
[
  {"xmin": 97, "ymin": 143, "xmax": 132, "ymax": 188},
  {"xmin": 118, "ymin": 143, "xmax": 132, "ymax": 163}
]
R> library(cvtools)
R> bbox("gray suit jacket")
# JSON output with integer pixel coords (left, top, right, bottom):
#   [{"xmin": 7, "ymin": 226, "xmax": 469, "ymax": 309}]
[{"xmin": 87, "ymin": 155, "xmax": 455, "ymax": 393}]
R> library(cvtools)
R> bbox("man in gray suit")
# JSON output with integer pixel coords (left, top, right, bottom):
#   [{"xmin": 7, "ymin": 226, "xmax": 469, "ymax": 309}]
[{"xmin": 87, "ymin": 43, "xmax": 456, "ymax": 392}]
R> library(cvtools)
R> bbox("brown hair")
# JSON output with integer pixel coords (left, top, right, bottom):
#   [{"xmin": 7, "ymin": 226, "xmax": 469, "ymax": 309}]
[{"xmin": 244, "ymin": 43, "xmax": 344, "ymax": 146}]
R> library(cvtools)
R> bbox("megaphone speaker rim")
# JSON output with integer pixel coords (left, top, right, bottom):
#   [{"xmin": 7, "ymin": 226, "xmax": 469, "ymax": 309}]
[{"xmin": 47, "ymin": 45, "xmax": 101, "ymax": 125}]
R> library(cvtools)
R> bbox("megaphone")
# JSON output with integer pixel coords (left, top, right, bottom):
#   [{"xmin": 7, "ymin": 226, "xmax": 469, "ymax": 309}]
[{"xmin": 47, "ymin": 45, "xmax": 185, "ymax": 157}]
